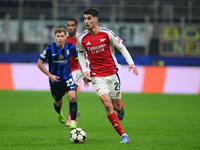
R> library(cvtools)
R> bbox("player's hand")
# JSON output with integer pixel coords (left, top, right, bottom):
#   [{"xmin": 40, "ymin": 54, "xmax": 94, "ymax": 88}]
[
  {"xmin": 83, "ymin": 71, "xmax": 92, "ymax": 87},
  {"xmin": 129, "ymin": 64, "xmax": 139, "ymax": 75},
  {"xmin": 49, "ymin": 74, "xmax": 60, "ymax": 82}
]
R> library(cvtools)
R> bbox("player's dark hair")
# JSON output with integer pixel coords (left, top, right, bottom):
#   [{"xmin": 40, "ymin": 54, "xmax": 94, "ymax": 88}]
[
  {"xmin": 67, "ymin": 18, "xmax": 78, "ymax": 25},
  {"xmin": 84, "ymin": 8, "xmax": 99, "ymax": 17},
  {"xmin": 55, "ymin": 27, "xmax": 66, "ymax": 35}
]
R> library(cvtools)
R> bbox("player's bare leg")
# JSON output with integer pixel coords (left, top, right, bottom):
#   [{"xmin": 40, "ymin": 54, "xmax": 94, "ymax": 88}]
[
  {"xmin": 99, "ymin": 94, "xmax": 113, "ymax": 115},
  {"xmin": 112, "ymin": 99, "xmax": 124, "ymax": 120}
]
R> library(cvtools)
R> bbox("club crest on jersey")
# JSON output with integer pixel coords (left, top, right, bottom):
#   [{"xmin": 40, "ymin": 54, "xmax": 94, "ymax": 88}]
[
  {"xmin": 59, "ymin": 54, "xmax": 64, "ymax": 60},
  {"xmin": 100, "ymin": 38, "xmax": 106, "ymax": 42},
  {"xmin": 66, "ymin": 49, "xmax": 70, "ymax": 55}
]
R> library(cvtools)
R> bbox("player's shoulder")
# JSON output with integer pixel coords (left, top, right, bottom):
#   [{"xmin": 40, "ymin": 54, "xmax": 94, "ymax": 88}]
[
  {"xmin": 45, "ymin": 42, "xmax": 54, "ymax": 51},
  {"xmin": 99, "ymin": 26, "xmax": 117, "ymax": 37},
  {"xmin": 75, "ymin": 32, "xmax": 80, "ymax": 38},
  {"xmin": 77, "ymin": 30, "xmax": 88, "ymax": 39},
  {"xmin": 65, "ymin": 42, "xmax": 74, "ymax": 49}
]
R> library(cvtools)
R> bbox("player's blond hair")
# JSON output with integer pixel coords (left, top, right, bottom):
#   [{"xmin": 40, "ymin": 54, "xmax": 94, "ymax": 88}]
[{"xmin": 55, "ymin": 28, "xmax": 66, "ymax": 35}]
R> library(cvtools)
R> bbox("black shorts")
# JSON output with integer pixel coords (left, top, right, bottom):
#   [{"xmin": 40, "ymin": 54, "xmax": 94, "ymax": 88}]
[{"xmin": 50, "ymin": 79, "xmax": 76, "ymax": 101}]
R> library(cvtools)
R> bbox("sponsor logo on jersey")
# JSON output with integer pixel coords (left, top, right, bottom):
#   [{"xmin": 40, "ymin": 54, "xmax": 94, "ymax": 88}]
[
  {"xmin": 86, "ymin": 41, "xmax": 91, "ymax": 46},
  {"xmin": 100, "ymin": 38, "xmax": 106, "ymax": 42},
  {"xmin": 53, "ymin": 60, "xmax": 68, "ymax": 64},
  {"xmin": 87, "ymin": 44, "xmax": 106, "ymax": 54},
  {"xmin": 52, "ymin": 53, "xmax": 57, "ymax": 56}
]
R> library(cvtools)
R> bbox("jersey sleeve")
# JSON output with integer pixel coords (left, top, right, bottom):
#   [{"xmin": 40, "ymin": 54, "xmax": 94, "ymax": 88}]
[
  {"xmin": 39, "ymin": 46, "xmax": 51, "ymax": 62},
  {"xmin": 70, "ymin": 44, "xmax": 78, "ymax": 59},
  {"xmin": 107, "ymin": 29, "xmax": 134, "ymax": 65},
  {"xmin": 76, "ymin": 36, "xmax": 88, "ymax": 73},
  {"xmin": 76, "ymin": 36, "xmax": 86, "ymax": 53}
]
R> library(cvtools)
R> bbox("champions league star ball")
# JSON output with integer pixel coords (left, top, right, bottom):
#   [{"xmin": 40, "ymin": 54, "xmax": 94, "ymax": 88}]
[{"xmin": 70, "ymin": 128, "xmax": 87, "ymax": 143}]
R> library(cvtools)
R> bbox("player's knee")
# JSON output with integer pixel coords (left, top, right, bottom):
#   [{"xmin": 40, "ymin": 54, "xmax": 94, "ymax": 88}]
[
  {"xmin": 112, "ymin": 101, "xmax": 121, "ymax": 111},
  {"xmin": 69, "ymin": 95, "xmax": 77, "ymax": 102},
  {"xmin": 104, "ymin": 101, "xmax": 113, "ymax": 111},
  {"xmin": 55, "ymin": 100, "xmax": 63, "ymax": 106}
]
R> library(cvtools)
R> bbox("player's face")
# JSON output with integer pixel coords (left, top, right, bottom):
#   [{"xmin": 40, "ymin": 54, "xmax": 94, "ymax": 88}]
[
  {"xmin": 67, "ymin": 21, "xmax": 77, "ymax": 36},
  {"xmin": 84, "ymin": 14, "xmax": 98, "ymax": 30},
  {"xmin": 54, "ymin": 32, "xmax": 66, "ymax": 48}
]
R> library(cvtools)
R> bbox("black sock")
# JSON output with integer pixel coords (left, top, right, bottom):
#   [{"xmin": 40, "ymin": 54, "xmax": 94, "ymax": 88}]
[
  {"xmin": 54, "ymin": 102, "xmax": 61, "ymax": 114},
  {"xmin": 70, "ymin": 102, "xmax": 77, "ymax": 120}
]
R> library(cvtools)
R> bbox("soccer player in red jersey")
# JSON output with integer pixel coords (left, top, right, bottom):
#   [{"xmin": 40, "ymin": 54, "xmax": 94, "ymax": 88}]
[
  {"xmin": 77, "ymin": 8, "xmax": 138, "ymax": 143},
  {"xmin": 65, "ymin": 19, "xmax": 81, "ymax": 126}
]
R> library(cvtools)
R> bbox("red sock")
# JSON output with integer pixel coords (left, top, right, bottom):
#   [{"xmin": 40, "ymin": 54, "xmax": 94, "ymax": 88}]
[
  {"xmin": 68, "ymin": 111, "xmax": 71, "ymax": 116},
  {"xmin": 107, "ymin": 112, "xmax": 125, "ymax": 136}
]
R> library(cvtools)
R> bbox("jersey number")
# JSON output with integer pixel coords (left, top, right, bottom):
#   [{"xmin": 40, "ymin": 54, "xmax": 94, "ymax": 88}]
[
  {"xmin": 66, "ymin": 78, "xmax": 75, "ymax": 87},
  {"xmin": 114, "ymin": 82, "xmax": 120, "ymax": 91}
]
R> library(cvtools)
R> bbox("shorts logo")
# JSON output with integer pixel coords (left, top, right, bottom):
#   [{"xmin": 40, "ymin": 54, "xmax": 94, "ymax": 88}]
[
  {"xmin": 96, "ymin": 88, "xmax": 100, "ymax": 93},
  {"xmin": 117, "ymin": 91, "xmax": 121, "ymax": 95}
]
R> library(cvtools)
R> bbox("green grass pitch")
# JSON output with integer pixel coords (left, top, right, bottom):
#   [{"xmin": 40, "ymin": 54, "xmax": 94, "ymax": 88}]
[{"xmin": 0, "ymin": 90, "xmax": 200, "ymax": 150}]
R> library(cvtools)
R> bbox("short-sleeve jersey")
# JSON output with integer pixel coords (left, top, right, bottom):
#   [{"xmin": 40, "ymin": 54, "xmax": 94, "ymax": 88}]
[
  {"xmin": 77, "ymin": 27, "xmax": 123, "ymax": 77},
  {"xmin": 65, "ymin": 35, "xmax": 81, "ymax": 72},
  {"xmin": 39, "ymin": 42, "xmax": 78, "ymax": 84}
]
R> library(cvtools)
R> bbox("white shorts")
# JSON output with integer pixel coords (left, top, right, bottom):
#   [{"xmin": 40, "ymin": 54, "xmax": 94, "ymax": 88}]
[
  {"xmin": 71, "ymin": 70, "xmax": 82, "ymax": 86},
  {"xmin": 91, "ymin": 73, "xmax": 121, "ymax": 99}
]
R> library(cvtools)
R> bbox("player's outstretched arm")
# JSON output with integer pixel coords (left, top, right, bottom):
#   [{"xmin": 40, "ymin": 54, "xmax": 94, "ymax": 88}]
[{"xmin": 129, "ymin": 64, "xmax": 139, "ymax": 75}]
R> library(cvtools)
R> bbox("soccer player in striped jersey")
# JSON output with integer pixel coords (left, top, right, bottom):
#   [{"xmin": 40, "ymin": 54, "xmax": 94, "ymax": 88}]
[
  {"xmin": 37, "ymin": 27, "xmax": 78, "ymax": 129},
  {"xmin": 65, "ymin": 19, "xmax": 81, "ymax": 126},
  {"xmin": 77, "ymin": 8, "xmax": 138, "ymax": 143}
]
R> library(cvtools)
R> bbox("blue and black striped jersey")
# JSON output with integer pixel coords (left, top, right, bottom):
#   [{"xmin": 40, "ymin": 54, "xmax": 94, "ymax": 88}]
[{"xmin": 39, "ymin": 42, "xmax": 78, "ymax": 84}]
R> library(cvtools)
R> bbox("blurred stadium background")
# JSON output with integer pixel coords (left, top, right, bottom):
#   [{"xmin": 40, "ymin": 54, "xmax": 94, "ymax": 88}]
[
  {"xmin": 0, "ymin": 0, "xmax": 200, "ymax": 93},
  {"xmin": 1, "ymin": 2, "xmax": 200, "ymax": 149}
]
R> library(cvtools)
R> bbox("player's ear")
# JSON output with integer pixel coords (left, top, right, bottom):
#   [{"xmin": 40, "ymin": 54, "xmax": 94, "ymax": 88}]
[{"xmin": 95, "ymin": 17, "xmax": 98, "ymax": 23}]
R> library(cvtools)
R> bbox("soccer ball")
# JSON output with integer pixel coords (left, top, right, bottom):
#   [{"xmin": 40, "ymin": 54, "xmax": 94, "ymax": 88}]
[{"xmin": 70, "ymin": 128, "xmax": 87, "ymax": 143}]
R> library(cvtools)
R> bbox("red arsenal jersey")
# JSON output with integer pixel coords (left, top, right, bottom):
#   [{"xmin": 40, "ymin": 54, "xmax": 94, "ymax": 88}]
[
  {"xmin": 65, "ymin": 36, "xmax": 80, "ymax": 72},
  {"xmin": 77, "ymin": 27, "xmax": 124, "ymax": 77}
]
